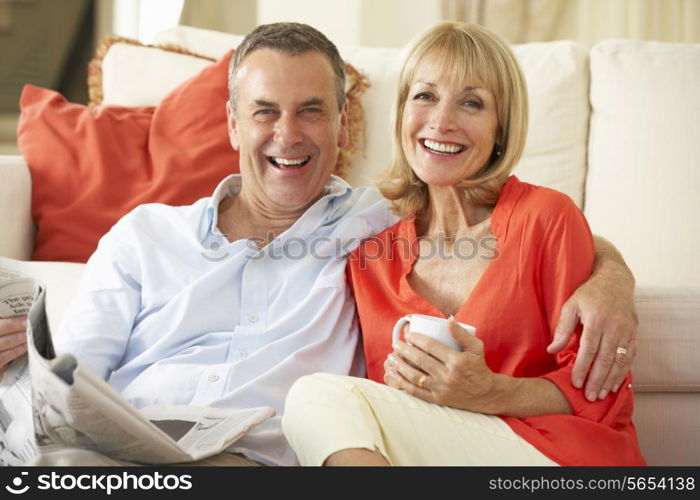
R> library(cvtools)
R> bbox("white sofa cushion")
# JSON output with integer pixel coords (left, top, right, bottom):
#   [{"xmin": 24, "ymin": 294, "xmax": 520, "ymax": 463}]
[
  {"xmin": 148, "ymin": 26, "xmax": 590, "ymax": 205},
  {"xmin": 585, "ymin": 40, "xmax": 700, "ymax": 287},
  {"xmin": 512, "ymin": 41, "xmax": 589, "ymax": 208}
]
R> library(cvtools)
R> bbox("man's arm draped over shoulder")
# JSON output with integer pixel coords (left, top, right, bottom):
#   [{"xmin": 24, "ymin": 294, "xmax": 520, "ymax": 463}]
[{"xmin": 548, "ymin": 235, "xmax": 638, "ymax": 401}]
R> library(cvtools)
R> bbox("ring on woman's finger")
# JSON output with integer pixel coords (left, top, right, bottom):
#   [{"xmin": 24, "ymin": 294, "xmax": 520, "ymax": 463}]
[
  {"xmin": 417, "ymin": 374, "xmax": 427, "ymax": 388},
  {"xmin": 616, "ymin": 347, "xmax": 628, "ymax": 357}
]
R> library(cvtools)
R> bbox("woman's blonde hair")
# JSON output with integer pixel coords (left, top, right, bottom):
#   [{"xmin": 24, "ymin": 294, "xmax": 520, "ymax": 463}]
[{"xmin": 377, "ymin": 22, "xmax": 529, "ymax": 218}]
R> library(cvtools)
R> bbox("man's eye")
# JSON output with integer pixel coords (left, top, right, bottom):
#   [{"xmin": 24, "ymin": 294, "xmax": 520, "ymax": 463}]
[
  {"xmin": 253, "ymin": 109, "xmax": 278, "ymax": 121},
  {"xmin": 299, "ymin": 108, "xmax": 323, "ymax": 120}
]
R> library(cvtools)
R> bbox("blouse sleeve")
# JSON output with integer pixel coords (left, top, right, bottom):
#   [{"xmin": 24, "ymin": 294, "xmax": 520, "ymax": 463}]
[{"xmin": 535, "ymin": 193, "xmax": 632, "ymax": 424}]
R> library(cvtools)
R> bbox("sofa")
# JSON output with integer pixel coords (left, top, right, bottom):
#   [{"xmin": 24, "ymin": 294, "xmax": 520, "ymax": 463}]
[{"xmin": 1, "ymin": 25, "xmax": 698, "ymax": 466}]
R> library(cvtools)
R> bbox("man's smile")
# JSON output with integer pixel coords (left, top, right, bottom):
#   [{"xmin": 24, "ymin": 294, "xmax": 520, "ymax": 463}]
[{"xmin": 267, "ymin": 155, "xmax": 312, "ymax": 168}]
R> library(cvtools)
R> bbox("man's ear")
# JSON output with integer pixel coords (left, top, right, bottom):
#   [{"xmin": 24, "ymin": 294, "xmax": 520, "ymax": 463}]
[
  {"xmin": 226, "ymin": 100, "xmax": 240, "ymax": 151},
  {"xmin": 337, "ymin": 102, "xmax": 349, "ymax": 149}
]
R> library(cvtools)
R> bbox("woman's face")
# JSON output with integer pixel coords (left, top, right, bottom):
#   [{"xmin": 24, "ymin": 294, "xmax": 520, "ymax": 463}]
[{"xmin": 401, "ymin": 54, "xmax": 500, "ymax": 188}]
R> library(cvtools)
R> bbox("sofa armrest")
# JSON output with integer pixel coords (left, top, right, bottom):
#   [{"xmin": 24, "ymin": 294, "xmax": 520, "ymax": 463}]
[
  {"xmin": 632, "ymin": 285, "xmax": 700, "ymax": 392},
  {"xmin": 0, "ymin": 155, "xmax": 33, "ymax": 260}
]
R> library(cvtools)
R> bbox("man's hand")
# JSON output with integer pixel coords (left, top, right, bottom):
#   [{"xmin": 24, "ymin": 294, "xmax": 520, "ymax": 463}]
[
  {"xmin": 0, "ymin": 316, "xmax": 28, "ymax": 377},
  {"xmin": 547, "ymin": 236, "xmax": 637, "ymax": 402}
]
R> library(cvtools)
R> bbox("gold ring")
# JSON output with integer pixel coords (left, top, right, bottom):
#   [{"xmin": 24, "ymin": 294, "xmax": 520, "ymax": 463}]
[
  {"xmin": 417, "ymin": 374, "xmax": 427, "ymax": 388},
  {"xmin": 616, "ymin": 347, "xmax": 628, "ymax": 357}
]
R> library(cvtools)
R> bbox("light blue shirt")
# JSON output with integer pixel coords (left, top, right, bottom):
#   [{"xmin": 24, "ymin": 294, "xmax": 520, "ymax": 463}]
[{"xmin": 55, "ymin": 174, "xmax": 396, "ymax": 466}]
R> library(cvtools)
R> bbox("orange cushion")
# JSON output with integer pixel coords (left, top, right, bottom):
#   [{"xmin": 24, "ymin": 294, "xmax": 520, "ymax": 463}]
[{"xmin": 17, "ymin": 51, "xmax": 239, "ymax": 262}]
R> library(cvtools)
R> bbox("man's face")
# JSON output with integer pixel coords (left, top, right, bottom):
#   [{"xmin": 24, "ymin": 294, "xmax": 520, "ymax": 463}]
[{"xmin": 227, "ymin": 49, "xmax": 348, "ymax": 212}]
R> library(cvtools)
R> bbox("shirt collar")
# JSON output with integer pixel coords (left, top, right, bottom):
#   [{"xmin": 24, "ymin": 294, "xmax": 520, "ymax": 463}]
[{"xmin": 198, "ymin": 174, "xmax": 353, "ymax": 243}]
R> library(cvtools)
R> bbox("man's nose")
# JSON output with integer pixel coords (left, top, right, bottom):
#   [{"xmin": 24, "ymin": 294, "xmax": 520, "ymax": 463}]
[{"xmin": 274, "ymin": 114, "xmax": 304, "ymax": 147}]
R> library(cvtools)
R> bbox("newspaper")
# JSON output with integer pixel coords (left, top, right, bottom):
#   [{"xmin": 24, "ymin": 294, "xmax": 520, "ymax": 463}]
[
  {"xmin": 0, "ymin": 267, "xmax": 36, "ymax": 318},
  {"xmin": 0, "ymin": 268, "xmax": 37, "ymax": 466},
  {"xmin": 0, "ymin": 266, "xmax": 275, "ymax": 465}
]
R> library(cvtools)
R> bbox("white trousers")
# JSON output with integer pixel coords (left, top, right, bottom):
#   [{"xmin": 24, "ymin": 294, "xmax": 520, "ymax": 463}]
[{"xmin": 282, "ymin": 373, "xmax": 558, "ymax": 466}]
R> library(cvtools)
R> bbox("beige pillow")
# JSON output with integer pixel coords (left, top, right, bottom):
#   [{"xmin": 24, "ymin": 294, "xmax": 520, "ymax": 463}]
[{"xmin": 88, "ymin": 36, "xmax": 215, "ymax": 107}]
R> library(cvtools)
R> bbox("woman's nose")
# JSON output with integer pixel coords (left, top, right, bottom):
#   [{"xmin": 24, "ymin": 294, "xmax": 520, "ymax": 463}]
[{"xmin": 429, "ymin": 103, "xmax": 457, "ymax": 133}]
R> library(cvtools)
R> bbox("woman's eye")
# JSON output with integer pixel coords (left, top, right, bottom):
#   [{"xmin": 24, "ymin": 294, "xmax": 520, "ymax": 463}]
[
  {"xmin": 464, "ymin": 99, "xmax": 482, "ymax": 109},
  {"xmin": 413, "ymin": 92, "xmax": 433, "ymax": 101}
]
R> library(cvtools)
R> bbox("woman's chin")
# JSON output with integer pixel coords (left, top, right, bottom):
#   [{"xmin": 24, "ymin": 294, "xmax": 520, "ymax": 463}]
[{"xmin": 415, "ymin": 173, "xmax": 466, "ymax": 188}]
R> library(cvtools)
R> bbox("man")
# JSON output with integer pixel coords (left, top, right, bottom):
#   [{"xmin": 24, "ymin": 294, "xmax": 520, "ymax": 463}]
[{"xmin": 0, "ymin": 23, "xmax": 637, "ymax": 465}]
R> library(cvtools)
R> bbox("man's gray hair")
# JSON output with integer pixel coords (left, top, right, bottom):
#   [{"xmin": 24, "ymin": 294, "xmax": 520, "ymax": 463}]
[{"xmin": 228, "ymin": 22, "xmax": 346, "ymax": 113}]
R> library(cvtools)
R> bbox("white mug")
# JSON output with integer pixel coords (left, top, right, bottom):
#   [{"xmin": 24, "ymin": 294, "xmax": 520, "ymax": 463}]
[{"xmin": 392, "ymin": 314, "xmax": 476, "ymax": 351}]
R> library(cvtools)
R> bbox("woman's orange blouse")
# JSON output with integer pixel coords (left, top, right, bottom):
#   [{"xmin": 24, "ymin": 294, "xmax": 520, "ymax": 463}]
[{"xmin": 347, "ymin": 176, "xmax": 645, "ymax": 465}]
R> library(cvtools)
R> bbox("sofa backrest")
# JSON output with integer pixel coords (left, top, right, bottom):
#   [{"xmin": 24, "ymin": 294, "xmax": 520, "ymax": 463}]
[{"xmin": 43, "ymin": 25, "xmax": 700, "ymax": 287}]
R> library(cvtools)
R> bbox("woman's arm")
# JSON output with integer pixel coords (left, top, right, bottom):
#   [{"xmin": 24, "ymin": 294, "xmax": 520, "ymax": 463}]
[
  {"xmin": 385, "ymin": 191, "xmax": 620, "ymax": 419},
  {"xmin": 384, "ymin": 321, "xmax": 573, "ymax": 417},
  {"xmin": 548, "ymin": 235, "xmax": 638, "ymax": 400},
  {"xmin": 488, "ymin": 374, "xmax": 572, "ymax": 417}
]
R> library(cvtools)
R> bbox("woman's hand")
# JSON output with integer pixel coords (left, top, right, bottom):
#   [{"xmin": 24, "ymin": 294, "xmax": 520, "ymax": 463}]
[{"xmin": 383, "ymin": 317, "xmax": 500, "ymax": 413}]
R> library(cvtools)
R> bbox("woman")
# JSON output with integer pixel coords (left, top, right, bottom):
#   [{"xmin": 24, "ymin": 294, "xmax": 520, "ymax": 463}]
[{"xmin": 282, "ymin": 22, "xmax": 645, "ymax": 466}]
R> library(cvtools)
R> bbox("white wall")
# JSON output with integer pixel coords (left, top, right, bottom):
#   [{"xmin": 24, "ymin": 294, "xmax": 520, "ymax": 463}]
[
  {"xmin": 180, "ymin": 0, "xmax": 257, "ymax": 36},
  {"xmin": 109, "ymin": 0, "xmax": 185, "ymax": 43},
  {"xmin": 104, "ymin": 0, "xmax": 444, "ymax": 47},
  {"xmin": 360, "ymin": 0, "xmax": 442, "ymax": 47},
  {"xmin": 258, "ymin": 0, "xmax": 442, "ymax": 47},
  {"xmin": 258, "ymin": 0, "xmax": 363, "ymax": 45}
]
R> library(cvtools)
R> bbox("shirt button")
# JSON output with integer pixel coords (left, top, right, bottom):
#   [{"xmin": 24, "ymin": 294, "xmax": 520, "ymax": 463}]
[
  {"xmin": 236, "ymin": 350, "xmax": 247, "ymax": 360},
  {"xmin": 249, "ymin": 314, "xmax": 258, "ymax": 323},
  {"xmin": 208, "ymin": 374, "xmax": 220, "ymax": 382}
]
